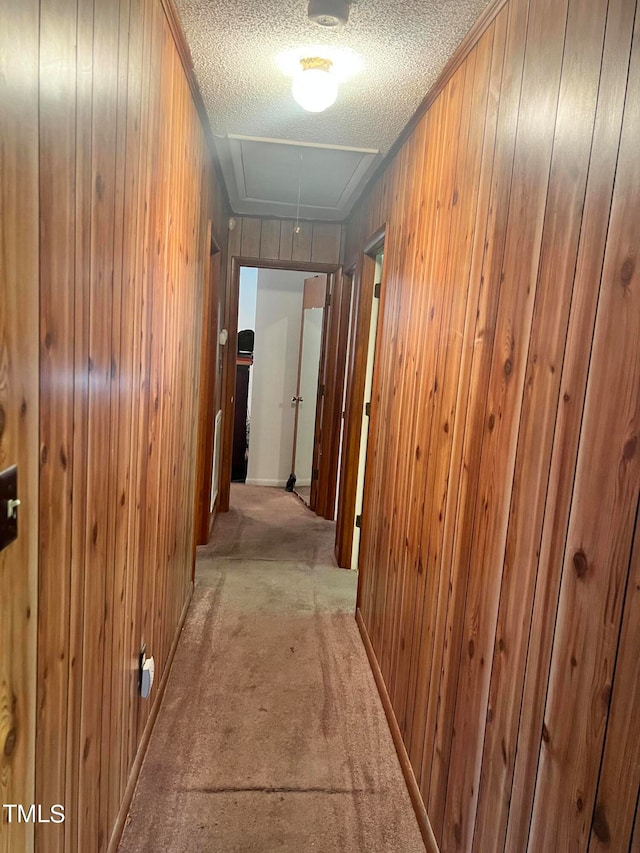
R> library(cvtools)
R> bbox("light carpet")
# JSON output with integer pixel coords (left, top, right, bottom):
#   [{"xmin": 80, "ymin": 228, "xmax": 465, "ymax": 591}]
[{"xmin": 118, "ymin": 485, "xmax": 425, "ymax": 852}]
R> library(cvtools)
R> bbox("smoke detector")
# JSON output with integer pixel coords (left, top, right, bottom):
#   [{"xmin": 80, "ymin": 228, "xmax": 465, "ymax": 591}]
[{"xmin": 308, "ymin": 0, "xmax": 349, "ymax": 27}]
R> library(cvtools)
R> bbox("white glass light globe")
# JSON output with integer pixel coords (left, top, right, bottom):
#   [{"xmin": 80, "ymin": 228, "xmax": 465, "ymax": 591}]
[{"xmin": 292, "ymin": 67, "xmax": 338, "ymax": 112}]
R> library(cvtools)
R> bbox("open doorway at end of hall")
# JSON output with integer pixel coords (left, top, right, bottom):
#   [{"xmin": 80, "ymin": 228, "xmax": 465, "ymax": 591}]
[{"xmin": 230, "ymin": 265, "xmax": 331, "ymax": 514}]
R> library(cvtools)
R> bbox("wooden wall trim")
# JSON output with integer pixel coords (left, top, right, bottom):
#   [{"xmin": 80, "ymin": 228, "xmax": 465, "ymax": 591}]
[
  {"xmin": 231, "ymin": 257, "xmax": 341, "ymax": 274},
  {"xmin": 158, "ymin": 0, "xmax": 209, "ymax": 145},
  {"xmin": 356, "ymin": 609, "xmax": 439, "ymax": 853},
  {"xmin": 158, "ymin": 0, "xmax": 195, "ymax": 81},
  {"xmin": 363, "ymin": 225, "xmax": 386, "ymax": 257},
  {"xmin": 107, "ymin": 585, "xmax": 193, "ymax": 853}
]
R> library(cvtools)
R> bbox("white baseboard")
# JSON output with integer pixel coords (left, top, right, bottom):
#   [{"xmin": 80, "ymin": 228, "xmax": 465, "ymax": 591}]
[{"xmin": 245, "ymin": 478, "xmax": 287, "ymax": 487}]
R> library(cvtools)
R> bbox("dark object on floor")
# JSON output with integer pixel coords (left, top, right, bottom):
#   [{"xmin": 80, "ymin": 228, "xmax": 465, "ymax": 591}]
[{"xmin": 285, "ymin": 473, "xmax": 296, "ymax": 492}]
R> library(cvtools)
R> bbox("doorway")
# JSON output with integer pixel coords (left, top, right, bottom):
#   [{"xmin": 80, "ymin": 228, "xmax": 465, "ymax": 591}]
[
  {"xmin": 334, "ymin": 227, "xmax": 386, "ymax": 569},
  {"xmin": 217, "ymin": 255, "xmax": 351, "ymax": 525},
  {"xmin": 228, "ymin": 266, "xmax": 329, "ymax": 507},
  {"xmin": 351, "ymin": 249, "xmax": 383, "ymax": 570}
]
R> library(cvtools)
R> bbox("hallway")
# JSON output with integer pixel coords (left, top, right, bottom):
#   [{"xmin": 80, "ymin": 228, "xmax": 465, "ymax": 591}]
[
  {"xmin": 118, "ymin": 486, "xmax": 424, "ymax": 852},
  {"xmin": 3, "ymin": 0, "xmax": 639, "ymax": 850}
]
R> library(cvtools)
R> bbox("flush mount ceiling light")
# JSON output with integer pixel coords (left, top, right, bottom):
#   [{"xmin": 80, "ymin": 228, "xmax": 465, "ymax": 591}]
[
  {"xmin": 277, "ymin": 46, "xmax": 364, "ymax": 113},
  {"xmin": 291, "ymin": 57, "xmax": 338, "ymax": 113},
  {"xmin": 308, "ymin": 0, "xmax": 350, "ymax": 27}
]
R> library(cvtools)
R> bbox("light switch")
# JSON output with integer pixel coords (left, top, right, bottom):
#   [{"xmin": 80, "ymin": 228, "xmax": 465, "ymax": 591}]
[{"xmin": 0, "ymin": 465, "xmax": 19, "ymax": 552}]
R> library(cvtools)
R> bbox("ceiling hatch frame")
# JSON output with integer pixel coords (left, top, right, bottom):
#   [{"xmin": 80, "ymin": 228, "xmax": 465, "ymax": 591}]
[{"xmin": 216, "ymin": 134, "xmax": 380, "ymax": 222}]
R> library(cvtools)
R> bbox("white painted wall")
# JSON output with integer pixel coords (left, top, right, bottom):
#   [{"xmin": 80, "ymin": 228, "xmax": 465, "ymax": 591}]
[
  {"xmin": 246, "ymin": 268, "xmax": 307, "ymax": 487},
  {"xmin": 238, "ymin": 266, "xmax": 257, "ymax": 332},
  {"xmin": 238, "ymin": 267, "xmax": 258, "ymax": 417}
]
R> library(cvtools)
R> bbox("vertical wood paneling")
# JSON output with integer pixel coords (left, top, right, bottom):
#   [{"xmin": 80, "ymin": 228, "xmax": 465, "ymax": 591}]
[
  {"xmin": 34, "ymin": 0, "xmax": 223, "ymax": 850},
  {"xmin": 473, "ymin": 0, "xmax": 613, "ymax": 847},
  {"xmin": 100, "ymin": 0, "xmax": 131, "ymax": 840},
  {"xmin": 0, "ymin": 2, "xmax": 39, "ymax": 852},
  {"xmin": 409, "ymin": 25, "xmax": 495, "ymax": 801},
  {"xmin": 345, "ymin": 0, "xmax": 640, "ymax": 849},
  {"xmin": 259, "ymin": 218, "xmax": 281, "ymax": 259},
  {"xmin": 415, "ymin": 17, "xmax": 505, "ymax": 818},
  {"xmin": 231, "ymin": 217, "xmax": 343, "ymax": 267},
  {"xmin": 37, "ymin": 1, "xmax": 76, "ymax": 849},
  {"xmin": 292, "ymin": 225, "xmax": 313, "ymax": 263},
  {"xmin": 526, "ymin": 12, "xmax": 640, "ymax": 845},
  {"xmin": 311, "ymin": 222, "xmax": 342, "ymax": 264},
  {"xmin": 442, "ymin": 0, "xmax": 570, "ymax": 846},
  {"xmin": 64, "ymin": 2, "xmax": 95, "ymax": 849},
  {"xmin": 76, "ymin": 0, "xmax": 121, "ymax": 841},
  {"xmin": 240, "ymin": 217, "xmax": 261, "ymax": 257},
  {"xmin": 504, "ymin": 0, "xmax": 638, "ymax": 846},
  {"xmin": 587, "ymin": 514, "xmax": 640, "ymax": 852},
  {"xmin": 111, "ymin": 0, "xmax": 145, "ymax": 825},
  {"xmin": 279, "ymin": 220, "xmax": 294, "ymax": 261},
  {"xmin": 425, "ymin": 1, "xmax": 528, "ymax": 832}
]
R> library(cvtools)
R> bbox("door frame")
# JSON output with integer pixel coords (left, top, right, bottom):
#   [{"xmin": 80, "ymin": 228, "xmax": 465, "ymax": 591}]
[
  {"xmin": 194, "ymin": 226, "xmax": 222, "ymax": 548},
  {"xmin": 291, "ymin": 274, "xmax": 329, "ymax": 510},
  {"xmin": 335, "ymin": 225, "xmax": 386, "ymax": 569},
  {"xmin": 218, "ymin": 257, "xmax": 345, "ymax": 520}
]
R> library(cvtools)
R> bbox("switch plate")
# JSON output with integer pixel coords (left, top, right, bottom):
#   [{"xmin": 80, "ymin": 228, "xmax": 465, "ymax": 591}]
[{"xmin": 0, "ymin": 465, "xmax": 18, "ymax": 552}]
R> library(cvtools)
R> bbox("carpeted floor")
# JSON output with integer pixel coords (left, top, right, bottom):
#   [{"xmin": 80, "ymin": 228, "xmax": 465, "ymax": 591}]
[{"xmin": 118, "ymin": 485, "xmax": 425, "ymax": 853}]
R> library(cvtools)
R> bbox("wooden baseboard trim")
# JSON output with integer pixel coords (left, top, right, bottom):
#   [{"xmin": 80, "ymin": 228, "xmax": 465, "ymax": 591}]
[
  {"xmin": 107, "ymin": 583, "xmax": 194, "ymax": 853},
  {"xmin": 356, "ymin": 608, "xmax": 439, "ymax": 853}
]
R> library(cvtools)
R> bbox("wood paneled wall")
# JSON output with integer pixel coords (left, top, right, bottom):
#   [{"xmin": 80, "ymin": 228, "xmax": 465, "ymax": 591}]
[
  {"xmin": 229, "ymin": 216, "xmax": 344, "ymax": 268},
  {"xmin": 35, "ymin": 0, "xmax": 223, "ymax": 850},
  {"xmin": 219, "ymin": 216, "xmax": 344, "ymax": 514},
  {"xmin": 345, "ymin": 0, "xmax": 640, "ymax": 849},
  {"xmin": 0, "ymin": 2, "xmax": 40, "ymax": 852}
]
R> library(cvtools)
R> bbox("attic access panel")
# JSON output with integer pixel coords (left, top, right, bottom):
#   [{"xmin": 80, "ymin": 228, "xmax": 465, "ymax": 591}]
[{"xmin": 217, "ymin": 135, "xmax": 379, "ymax": 222}]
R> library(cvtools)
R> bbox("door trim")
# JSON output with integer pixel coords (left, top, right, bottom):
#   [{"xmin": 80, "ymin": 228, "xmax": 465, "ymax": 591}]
[
  {"xmin": 219, "ymin": 257, "xmax": 343, "ymax": 521},
  {"xmin": 335, "ymin": 226, "xmax": 386, "ymax": 569},
  {"xmin": 194, "ymin": 226, "xmax": 221, "ymax": 549}
]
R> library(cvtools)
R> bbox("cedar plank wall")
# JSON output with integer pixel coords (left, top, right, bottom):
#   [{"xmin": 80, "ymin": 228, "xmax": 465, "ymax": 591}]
[
  {"xmin": 0, "ymin": 2, "xmax": 39, "ymax": 853},
  {"xmin": 345, "ymin": 0, "xmax": 640, "ymax": 849},
  {"xmin": 35, "ymin": 1, "xmax": 225, "ymax": 851},
  {"xmin": 229, "ymin": 216, "xmax": 343, "ymax": 267}
]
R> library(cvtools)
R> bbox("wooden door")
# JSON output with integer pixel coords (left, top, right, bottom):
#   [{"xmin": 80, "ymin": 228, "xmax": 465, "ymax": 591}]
[{"xmin": 291, "ymin": 275, "xmax": 328, "ymax": 508}]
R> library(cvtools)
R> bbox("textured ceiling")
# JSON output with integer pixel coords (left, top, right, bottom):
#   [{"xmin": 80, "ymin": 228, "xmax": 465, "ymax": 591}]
[
  {"xmin": 175, "ymin": 0, "xmax": 491, "ymax": 155},
  {"xmin": 175, "ymin": 0, "xmax": 488, "ymax": 219}
]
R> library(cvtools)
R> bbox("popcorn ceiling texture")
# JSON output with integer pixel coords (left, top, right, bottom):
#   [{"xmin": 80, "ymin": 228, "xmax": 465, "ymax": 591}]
[{"xmin": 174, "ymin": 0, "xmax": 491, "ymax": 155}]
